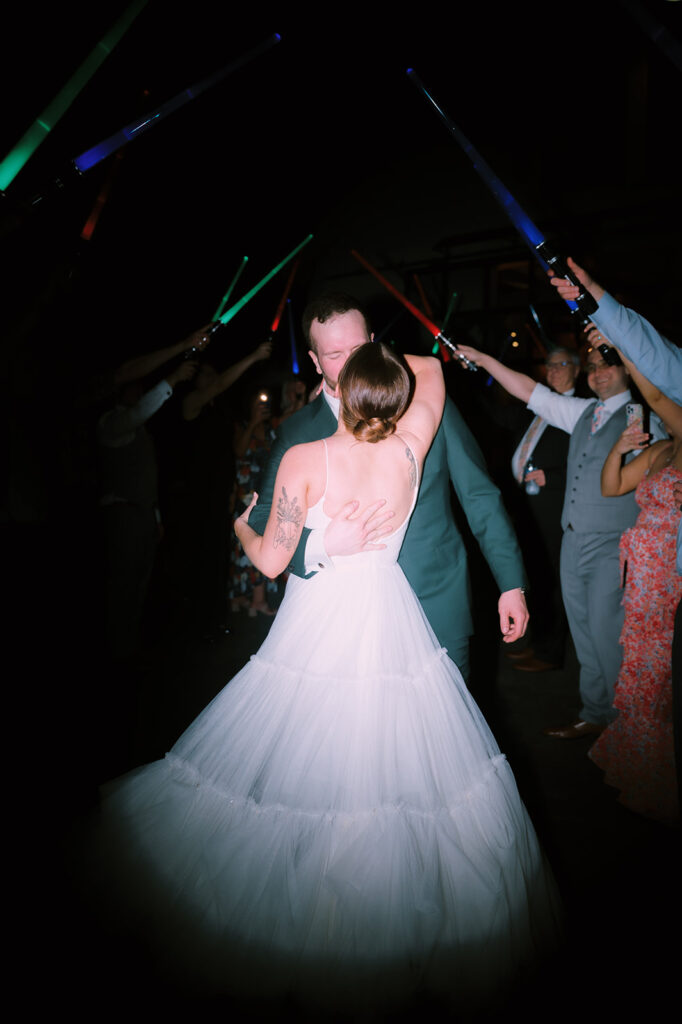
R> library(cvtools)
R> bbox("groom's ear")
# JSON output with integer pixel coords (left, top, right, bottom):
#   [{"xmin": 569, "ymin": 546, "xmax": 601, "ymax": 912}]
[{"xmin": 309, "ymin": 349, "xmax": 322, "ymax": 375}]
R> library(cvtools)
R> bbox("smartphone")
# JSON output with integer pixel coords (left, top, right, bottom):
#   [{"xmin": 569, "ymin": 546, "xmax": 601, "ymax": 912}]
[{"xmin": 626, "ymin": 403, "xmax": 643, "ymax": 428}]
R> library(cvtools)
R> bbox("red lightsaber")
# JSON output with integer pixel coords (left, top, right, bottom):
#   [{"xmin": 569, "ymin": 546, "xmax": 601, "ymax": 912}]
[
  {"xmin": 412, "ymin": 272, "xmax": 449, "ymax": 362},
  {"xmin": 351, "ymin": 250, "xmax": 476, "ymax": 370},
  {"xmin": 270, "ymin": 258, "xmax": 300, "ymax": 333},
  {"xmin": 79, "ymin": 152, "xmax": 125, "ymax": 241}
]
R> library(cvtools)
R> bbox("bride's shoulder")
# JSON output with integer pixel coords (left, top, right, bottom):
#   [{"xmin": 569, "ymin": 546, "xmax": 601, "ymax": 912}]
[{"xmin": 283, "ymin": 438, "xmax": 327, "ymax": 470}]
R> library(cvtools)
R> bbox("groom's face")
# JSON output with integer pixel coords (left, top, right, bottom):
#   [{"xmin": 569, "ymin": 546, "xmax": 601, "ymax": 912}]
[{"xmin": 308, "ymin": 309, "xmax": 372, "ymax": 395}]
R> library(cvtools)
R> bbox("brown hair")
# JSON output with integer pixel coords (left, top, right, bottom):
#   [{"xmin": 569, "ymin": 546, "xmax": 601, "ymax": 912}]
[
  {"xmin": 301, "ymin": 292, "xmax": 371, "ymax": 353},
  {"xmin": 338, "ymin": 342, "xmax": 412, "ymax": 443}
]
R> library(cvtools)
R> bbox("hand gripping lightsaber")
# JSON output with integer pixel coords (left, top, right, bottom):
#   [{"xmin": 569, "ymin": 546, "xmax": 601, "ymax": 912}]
[
  {"xmin": 406, "ymin": 69, "xmax": 598, "ymax": 329},
  {"xmin": 351, "ymin": 249, "xmax": 477, "ymax": 370}
]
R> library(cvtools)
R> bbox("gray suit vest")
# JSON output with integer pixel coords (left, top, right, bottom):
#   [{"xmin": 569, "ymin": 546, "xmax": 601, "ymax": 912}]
[{"xmin": 561, "ymin": 403, "xmax": 639, "ymax": 533}]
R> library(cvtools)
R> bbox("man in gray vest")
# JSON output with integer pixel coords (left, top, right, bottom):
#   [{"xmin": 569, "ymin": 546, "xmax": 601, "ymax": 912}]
[{"xmin": 455, "ymin": 341, "xmax": 666, "ymax": 739}]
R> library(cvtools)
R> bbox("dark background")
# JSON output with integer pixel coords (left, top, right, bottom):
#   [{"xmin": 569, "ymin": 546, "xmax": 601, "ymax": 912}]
[{"xmin": 2, "ymin": 0, "xmax": 681, "ymax": 375}]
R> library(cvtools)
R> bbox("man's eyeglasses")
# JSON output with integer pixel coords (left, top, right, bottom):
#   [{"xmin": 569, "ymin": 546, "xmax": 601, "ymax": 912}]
[{"xmin": 545, "ymin": 361, "xmax": 572, "ymax": 369}]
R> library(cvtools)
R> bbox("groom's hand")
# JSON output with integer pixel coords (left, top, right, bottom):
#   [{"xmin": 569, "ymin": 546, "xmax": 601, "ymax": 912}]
[
  {"xmin": 498, "ymin": 587, "xmax": 529, "ymax": 643},
  {"xmin": 324, "ymin": 499, "xmax": 395, "ymax": 557}
]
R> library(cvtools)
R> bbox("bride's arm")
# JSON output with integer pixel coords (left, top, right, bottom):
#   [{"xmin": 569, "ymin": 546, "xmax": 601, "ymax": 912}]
[
  {"xmin": 401, "ymin": 354, "xmax": 446, "ymax": 453},
  {"xmin": 235, "ymin": 445, "xmax": 311, "ymax": 578}
]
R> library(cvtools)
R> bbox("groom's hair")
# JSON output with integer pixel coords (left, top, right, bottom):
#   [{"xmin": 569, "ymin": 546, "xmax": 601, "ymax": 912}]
[
  {"xmin": 338, "ymin": 342, "xmax": 412, "ymax": 444},
  {"xmin": 302, "ymin": 292, "xmax": 371, "ymax": 353}
]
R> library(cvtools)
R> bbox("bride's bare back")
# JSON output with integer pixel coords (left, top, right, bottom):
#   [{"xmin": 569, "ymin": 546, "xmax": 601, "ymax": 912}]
[{"xmin": 307, "ymin": 431, "xmax": 420, "ymax": 530}]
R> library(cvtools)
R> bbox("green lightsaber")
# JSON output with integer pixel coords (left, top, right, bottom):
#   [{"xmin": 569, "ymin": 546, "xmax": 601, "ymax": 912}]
[
  {"xmin": 218, "ymin": 235, "xmax": 313, "ymax": 327},
  {"xmin": 0, "ymin": 0, "xmax": 147, "ymax": 190},
  {"xmin": 213, "ymin": 256, "xmax": 249, "ymax": 320}
]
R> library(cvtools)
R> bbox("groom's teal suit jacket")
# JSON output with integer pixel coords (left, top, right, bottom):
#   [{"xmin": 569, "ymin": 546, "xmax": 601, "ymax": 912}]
[{"xmin": 250, "ymin": 392, "xmax": 525, "ymax": 672}]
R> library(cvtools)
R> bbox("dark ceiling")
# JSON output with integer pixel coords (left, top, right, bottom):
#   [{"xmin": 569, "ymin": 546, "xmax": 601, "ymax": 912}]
[{"xmin": 1, "ymin": 0, "xmax": 680, "ymax": 369}]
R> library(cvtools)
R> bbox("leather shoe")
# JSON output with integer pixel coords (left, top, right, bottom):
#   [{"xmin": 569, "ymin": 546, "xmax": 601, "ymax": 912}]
[
  {"xmin": 513, "ymin": 656, "xmax": 559, "ymax": 672},
  {"xmin": 505, "ymin": 647, "xmax": 534, "ymax": 661},
  {"xmin": 543, "ymin": 719, "xmax": 606, "ymax": 739}
]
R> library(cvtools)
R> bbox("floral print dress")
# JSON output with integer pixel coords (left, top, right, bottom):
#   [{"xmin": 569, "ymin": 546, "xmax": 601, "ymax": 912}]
[
  {"xmin": 228, "ymin": 428, "xmax": 281, "ymax": 607},
  {"xmin": 589, "ymin": 464, "xmax": 682, "ymax": 824}
]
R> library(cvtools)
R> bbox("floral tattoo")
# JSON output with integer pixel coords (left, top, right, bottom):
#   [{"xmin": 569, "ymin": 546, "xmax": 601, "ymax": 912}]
[
  {"xmin": 405, "ymin": 445, "xmax": 417, "ymax": 488},
  {"xmin": 274, "ymin": 486, "xmax": 303, "ymax": 550}
]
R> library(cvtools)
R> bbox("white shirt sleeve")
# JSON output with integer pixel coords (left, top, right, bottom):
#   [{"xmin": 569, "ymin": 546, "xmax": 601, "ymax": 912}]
[
  {"xmin": 526, "ymin": 382, "xmax": 593, "ymax": 434},
  {"xmin": 97, "ymin": 380, "xmax": 173, "ymax": 447},
  {"xmin": 304, "ymin": 529, "xmax": 334, "ymax": 574}
]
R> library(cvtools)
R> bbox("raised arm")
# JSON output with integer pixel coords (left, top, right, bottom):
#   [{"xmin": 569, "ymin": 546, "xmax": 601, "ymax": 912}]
[
  {"xmin": 601, "ymin": 425, "xmax": 659, "ymax": 497},
  {"xmin": 182, "ymin": 340, "xmax": 272, "ymax": 421},
  {"xmin": 401, "ymin": 354, "xmax": 446, "ymax": 455},
  {"xmin": 586, "ymin": 327, "xmax": 682, "ymax": 441},
  {"xmin": 454, "ymin": 345, "xmax": 536, "ymax": 404},
  {"xmin": 114, "ymin": 324, "xmax": 212, "ymax": 386},
  {"xmin": 548, "ymin": 258, "xmax": 682, "ymax": 407}
]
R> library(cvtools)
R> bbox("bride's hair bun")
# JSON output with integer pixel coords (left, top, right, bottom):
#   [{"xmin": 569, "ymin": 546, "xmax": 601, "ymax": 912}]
[
  {"xmin": 338, "ymin": 342, "xmax": 413, "ymax": 444},
  {"xmin": 352, "ymin": 416, "xmax": 396, "ymax": 443}
]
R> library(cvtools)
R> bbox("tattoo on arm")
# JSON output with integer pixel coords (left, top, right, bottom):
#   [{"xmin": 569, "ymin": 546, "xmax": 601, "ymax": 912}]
[
  {"xmin": 274, "ymin": 486, "xmax": 303, "ymax": 550},
  {"xmin": 405, "ymin": 445, "xmax": 417, "ymax": 489}
]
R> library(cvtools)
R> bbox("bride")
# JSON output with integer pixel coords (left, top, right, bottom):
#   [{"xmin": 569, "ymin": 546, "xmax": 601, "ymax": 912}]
[{"xmin": 89, "ymin": 342, "xmax": 561, "ymax": 1017}]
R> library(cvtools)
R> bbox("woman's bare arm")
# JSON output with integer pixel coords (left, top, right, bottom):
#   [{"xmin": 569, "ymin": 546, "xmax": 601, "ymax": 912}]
[{"xmin": 234, "ymin": 444, "xmax": 313, "ymax": 578}]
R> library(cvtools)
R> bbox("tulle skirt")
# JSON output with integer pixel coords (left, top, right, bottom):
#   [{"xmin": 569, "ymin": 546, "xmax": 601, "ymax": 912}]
[{"xmin": 89, "ymin": 563, "xmax": 562, "ymax": 1016}]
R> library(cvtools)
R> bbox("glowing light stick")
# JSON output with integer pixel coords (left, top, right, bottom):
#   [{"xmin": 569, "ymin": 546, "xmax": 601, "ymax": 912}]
[
  {"xmin": 406, "ymin": 69, "xmax": 598, "ymax": 328},
  {"xmin": 73, "ymin": 33, "xmax": 281, "ymax": 173},
  {"xmin": 412, "ymin": 272, "xmax": 450, "ymax": 361},
  {"xmin": 218, "ymin": 234, "xmax": 313, "ymax": 327},
  {"xmin": 442, "ymin": 290, "xmax": 459, "ymax": 332},
  {"xmin": 270, "ymin": 258, "xmax": 300, "ymax": 333},
  {"xmin": 0, "ymin": 0, "xmax": 147, "ymax": 190},
  {"xmin": 79, "ymin": 152, "xmax": 125, "ymax": 241},
  {"xmin": 528, "ymin": 304, "xmax": 551, "ymax": 354},
  {"xmin": 351, "ymin": 249, "xmax": 476, "ymax": 370},
  {"xmin": 287, "ymin": 299, "xmax": 300, "ymax": 375},
  {"xmin": 619, "ymin": 0, "xmax": 682, "ymax": 73},
  {"xmin": 213, "ymin": 257, "xmax": 249, "ymax": 320},
  {"xmin": 435, "ymin": 290, "xmax": 459, "ymax": 355}
]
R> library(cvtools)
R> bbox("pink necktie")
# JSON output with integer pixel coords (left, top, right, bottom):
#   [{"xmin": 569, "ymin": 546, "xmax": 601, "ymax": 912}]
[
  {"xmin": 591, "ymin": 402, "xmax": 607, "ymax": 434},
  {"xmin": 516, "ymin": 415, "xmax": 543, "ymax": 483}
]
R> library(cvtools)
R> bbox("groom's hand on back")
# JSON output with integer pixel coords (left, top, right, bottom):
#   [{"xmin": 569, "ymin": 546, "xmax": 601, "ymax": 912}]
[{"xmin": 324, "ymin": 499, "xmax": 395, "ymax": 557}]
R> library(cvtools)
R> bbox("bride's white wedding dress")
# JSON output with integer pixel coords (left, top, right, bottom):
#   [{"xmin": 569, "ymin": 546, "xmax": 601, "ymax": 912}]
[{"xmin": 91, "ymin": 439, "xmax": 561, "ymax": 1015}]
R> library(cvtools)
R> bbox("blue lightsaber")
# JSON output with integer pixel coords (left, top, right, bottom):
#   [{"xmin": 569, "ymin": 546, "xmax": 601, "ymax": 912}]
[
  {"xmin": 73, "ymin": 33, "xmax": 281, "ymax": 173},
  {"xmin": 406, "ymin": 69, "xmax": 598, "ymax": 327}
]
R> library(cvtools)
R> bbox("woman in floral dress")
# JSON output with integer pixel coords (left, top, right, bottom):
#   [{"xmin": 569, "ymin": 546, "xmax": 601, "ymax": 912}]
[
  {"xmin": 228, "ymin": 388, "xmax": 279, "ymax": 616},
  {"xmin": 590, "ymin": 352, "xmax": 682, "ymax": 824}
]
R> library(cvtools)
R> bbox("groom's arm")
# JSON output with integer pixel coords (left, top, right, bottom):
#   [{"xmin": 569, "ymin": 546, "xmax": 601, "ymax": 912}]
[{"xmin": 441, "ymin": 398, "xmax": 529, "ymax": 639}]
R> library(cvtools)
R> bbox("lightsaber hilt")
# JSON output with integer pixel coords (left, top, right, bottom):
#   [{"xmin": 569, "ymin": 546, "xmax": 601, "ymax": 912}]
[
  {"xmin": 535, "ymin": 242, "xmax": 598, "ymax": 326},
  {"xmin": 437, "ymin": 333, "xmax": 478, "ymax": 371},
  {"xmin": 183, "ymin": 320, "xmax": 222, "ymax": 359},
  {"xmin": 534, "ymin": 244, "xmax": 621, "ymax": 364}
]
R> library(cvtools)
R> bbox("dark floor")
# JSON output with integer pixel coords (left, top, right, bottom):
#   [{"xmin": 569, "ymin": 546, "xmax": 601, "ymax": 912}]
[{"xmin": 10, "ymin": 523, "xmax": 681, "ymax": 1021}]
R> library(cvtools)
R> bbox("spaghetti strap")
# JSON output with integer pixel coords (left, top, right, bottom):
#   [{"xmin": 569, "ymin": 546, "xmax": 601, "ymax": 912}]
[{"xmin": 320, "ymin": 438, "xmax": 329, "ymax": 503}]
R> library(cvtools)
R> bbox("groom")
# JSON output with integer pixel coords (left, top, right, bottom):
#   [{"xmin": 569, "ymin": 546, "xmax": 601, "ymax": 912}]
[{"xmin": 249, "ymin": 292, "xmax": 528, "ymax": 680}]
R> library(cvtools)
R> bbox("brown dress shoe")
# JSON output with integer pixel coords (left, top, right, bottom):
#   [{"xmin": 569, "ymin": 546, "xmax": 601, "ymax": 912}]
[
  {"xmin": 505, "ymin": 647, "xmax": 535, "ymax": 661},
  {"xmin": 543, "ymin": 719, "xmax": 606, "ymax": 739},
  {"xmin": 513, "ymin": 657, "xmax": 559, "ymax": 672}
]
